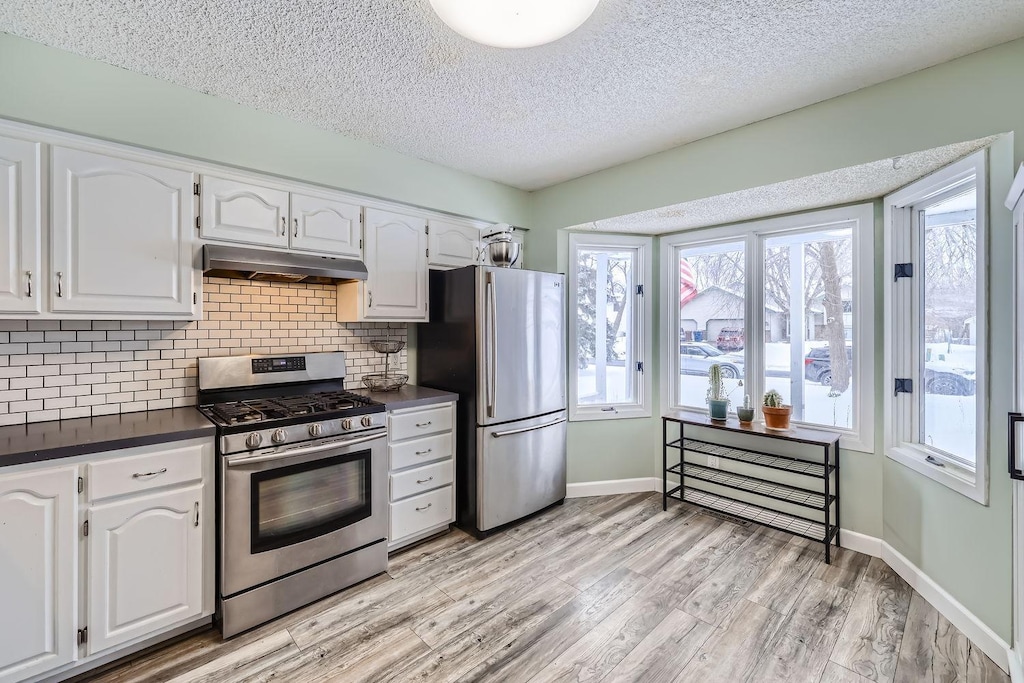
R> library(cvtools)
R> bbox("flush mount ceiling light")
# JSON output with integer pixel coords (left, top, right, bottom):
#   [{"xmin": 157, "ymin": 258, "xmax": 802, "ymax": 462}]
[{"xmin": 429, "ymin": 0, "xmax": 600, "ymax": 49}]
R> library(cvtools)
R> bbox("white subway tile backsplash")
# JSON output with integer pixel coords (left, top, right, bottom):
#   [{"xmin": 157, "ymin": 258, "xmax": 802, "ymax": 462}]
[{"xmin": 0, "ymin": 277, "xmax": 407, "ymax": 425}]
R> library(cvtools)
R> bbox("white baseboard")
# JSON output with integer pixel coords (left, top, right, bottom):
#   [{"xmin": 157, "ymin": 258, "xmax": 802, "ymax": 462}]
[
  {"xmin": 566, "ymin": 477, "xmax": 662, "ymax": 498},
  {"xmin": 567, "ymin": 478, "xmax": 1010, "ymax": 672},
  {"xmin": 880, "ymin": 541, "xmax": 1010, "ymax": 673}
]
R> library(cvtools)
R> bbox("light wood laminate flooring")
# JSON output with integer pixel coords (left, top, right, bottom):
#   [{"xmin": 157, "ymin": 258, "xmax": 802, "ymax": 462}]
[{"xmin": 85, "ymin": 493, "xmax": 1008, "ymax": 683}]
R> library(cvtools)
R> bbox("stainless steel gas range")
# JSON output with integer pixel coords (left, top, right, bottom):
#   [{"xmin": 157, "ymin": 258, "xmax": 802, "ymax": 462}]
[{"xmin": 196, "ymin": 352, "xmax": 387, "ymax": 638}]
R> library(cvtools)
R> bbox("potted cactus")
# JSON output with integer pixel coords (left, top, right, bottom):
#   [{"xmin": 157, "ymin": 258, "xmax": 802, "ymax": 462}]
[
  {"xmin": 706, "ymin": 364, "xmax": 730, "ymax": 421},
  {"xmin": 762, "ymin": 389, "xmax": 792, "ymax": 430},
  {"xmin": 737, "ymin": 394, "xmax": 755, "ymax": 424}
]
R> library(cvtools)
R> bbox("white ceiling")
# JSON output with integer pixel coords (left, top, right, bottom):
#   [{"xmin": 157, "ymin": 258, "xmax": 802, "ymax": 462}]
[
  {"xmin": 2, "ymin": 1, "xmax": 1022, "ymax": 190},
  {"xmin": 567, "ymin": 137, "xmax": 997, "ymax": 234}
]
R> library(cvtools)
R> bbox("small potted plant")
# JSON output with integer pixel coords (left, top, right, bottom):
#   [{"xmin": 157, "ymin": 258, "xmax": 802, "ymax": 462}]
[
  {"xmin": 706, "ymin": 364, "xmax": 730, "ymax": 421},
  {"xmin": 762, "ymin": 389, "xmax": 792, "ymax": 430},
  {"xmin": 737, "ymin": 394, "xmax": 755, "ymax": 424}
]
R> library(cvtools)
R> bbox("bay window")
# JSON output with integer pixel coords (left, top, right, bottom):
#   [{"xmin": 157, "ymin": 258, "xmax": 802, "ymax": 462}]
[
  {"xmin": 661, "ymin": 205, "xmax": 874, "ymax": 452},
  {"xmin": 568, "ymin": 233, "xmax": 653, "ymax": 420},
  {"xmin": 884, "ymin": 150, "xmax": 987, "ymax": 503}
]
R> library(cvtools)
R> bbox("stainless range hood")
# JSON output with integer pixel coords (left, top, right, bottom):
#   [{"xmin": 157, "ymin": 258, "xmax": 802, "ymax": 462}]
[{"xmin": 202, "ymin": 244, "xmax": 368, "ymax": 284}]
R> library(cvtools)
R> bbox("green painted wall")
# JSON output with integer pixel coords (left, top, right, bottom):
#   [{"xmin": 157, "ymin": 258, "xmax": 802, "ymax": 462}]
[
  {"xmin": 535, "ymin": 38, "xmax": 1024, "ymax": 643},
  {"xmin": 0, "ymin": 33, "xmax": 531, "ymax": 225}
]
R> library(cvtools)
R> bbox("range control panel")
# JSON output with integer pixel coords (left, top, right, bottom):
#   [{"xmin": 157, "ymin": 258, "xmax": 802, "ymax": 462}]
[{"xmin": 252, "ymin": 356, "xmax": 306, "ymax": 374}]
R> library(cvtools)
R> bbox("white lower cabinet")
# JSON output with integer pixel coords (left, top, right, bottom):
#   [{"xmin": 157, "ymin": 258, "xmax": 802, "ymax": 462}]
[
  {"xmin": 0, "ymin": 438, "xmax": 213, "ymax": 683},
  {"xmin": 388, "ymin": 401, "xmax": 456, "ymax": 551},
  {"xmin": 86, "ymin": 485, "xmax": 204, "ymax": 654},
  {"xmin": 0, "ymin": 467, "xmax": 77, "ymax": 683}
]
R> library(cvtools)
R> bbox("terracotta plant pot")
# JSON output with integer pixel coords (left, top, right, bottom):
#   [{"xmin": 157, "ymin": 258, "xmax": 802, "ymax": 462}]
[{"xmin": 761, "ymin": 405, "xmax": 792, "ymax": 430}]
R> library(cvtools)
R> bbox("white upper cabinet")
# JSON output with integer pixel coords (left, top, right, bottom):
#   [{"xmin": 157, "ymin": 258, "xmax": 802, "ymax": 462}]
[
  {"xmin": 87, "ymin": 485, "xmax": 204, "ymax": 654},
  {"xmin": 0, "ymin": 466, "xmax": 77, "ymax": 683},
  {"xmin": 0, "ymin": 135, "xmax": 42, "ymax": 315},
  {"xmin": 341, "ymin": 208, "xmax": 428, "ymax": 322},
  {"xmin": 428, "ymin": 218, "xmax": 481, "ymax": 269},
  {"xmin": 200, "ymin": 175, "xmax": 289, "ymax": 248},
  {"xmin": 290, "ymin": 191, "xmax": 362, "ymax": 257},
  {"xmin": 50, "ymin": 147, "xmax": 197, "ymax": 318}
]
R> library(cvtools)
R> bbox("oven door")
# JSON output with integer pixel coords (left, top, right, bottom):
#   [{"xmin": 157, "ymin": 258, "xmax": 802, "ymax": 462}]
[{"xmin": 220, "ymin": 430, "xmax": 387, "ymax": 598}]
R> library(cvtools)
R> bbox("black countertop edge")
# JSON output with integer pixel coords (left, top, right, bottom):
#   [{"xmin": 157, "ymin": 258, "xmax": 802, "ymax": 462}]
[
  {"xmin": 0, "ymin": 407, "xmax": 216, "ymax": 468},
  {"xmin": 351, "ymin": 385, "xmax": 458, "ymax": 411}
]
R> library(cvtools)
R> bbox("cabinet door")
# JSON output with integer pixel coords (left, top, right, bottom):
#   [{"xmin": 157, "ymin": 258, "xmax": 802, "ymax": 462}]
[
  {"xmin": 428, "ymin": 219, "xmax": 481, "ymax": 269},
  {"xmin": 363, "ymin": 208, "xmax": 428, "ymax": 320},
  {"xmin": 200, "ymin": 175, "xmax": 289, "ymax": 248},
  {"xmin": 51, "ymin": 147, "xmax": 197, "ymax": 317},
  {"xmin": 0, "ymin": 136, "xmax": 42, "ymax": 315},
  {"xmin": 87, "ymin": 485, "xmax": 204, "ymax": 654},
  {"xmin": 0, "ymin": 466, "xmax": 77, "ymax": 683},
  {"xmin": 290, "ymin": 192, "xmax": 362, "ymax": 257}
]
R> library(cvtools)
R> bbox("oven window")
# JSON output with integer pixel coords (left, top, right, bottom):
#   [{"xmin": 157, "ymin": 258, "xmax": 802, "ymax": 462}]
[{"xmin": 250, "ymin": 449, "xmax": 372, "ymax": 553}]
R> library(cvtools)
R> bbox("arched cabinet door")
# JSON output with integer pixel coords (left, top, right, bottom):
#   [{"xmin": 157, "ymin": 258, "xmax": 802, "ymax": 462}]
[
  {"xmin": 0, "ymin": 135, "xmax": 42, "ymax": 315},
  {"xmin": 50, "ymin": 147, "xmax": 197, "ymax": 317},
  {"xmin": 0, "ymin": 467, "xmax": 77, "ymax": 683},
  {"xmin": 428, "ymin": 219, "xmax": 481, "ymax": 269},
  {"xmin": 200, "ymin": 174, "xmax": 289, "ymax": 248},
  {"xmin": 290, "ymin": 191, "xmax": 362, "ymax": 258},
  {"xmin": 362, "ymin": 208, "xmax": 428, "ymax": 321},
  {"xmin": 86, "ymin": 485, "xmax": 204, "ymax": 654}
]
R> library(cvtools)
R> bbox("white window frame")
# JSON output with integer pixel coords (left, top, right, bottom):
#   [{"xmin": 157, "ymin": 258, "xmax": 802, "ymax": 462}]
[
  {"xmin": 568, "ymin": 233, "xmax": 653, "ymax": 421},
  {"xmin": 660, "ymin": 204, "xmax": 875, "ymax": 453},
  {"xmin": 884, "ymin": 150, "xmax": 988, "ymax": 504}
]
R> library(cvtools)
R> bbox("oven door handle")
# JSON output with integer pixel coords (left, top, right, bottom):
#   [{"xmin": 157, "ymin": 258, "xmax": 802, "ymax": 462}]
[{"xmin": 224, "ymin": 431, "xmax": 386, "ymax": 467}]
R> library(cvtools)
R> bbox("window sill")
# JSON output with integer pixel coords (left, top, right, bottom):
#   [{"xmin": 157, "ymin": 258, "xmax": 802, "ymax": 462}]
[
  {"xmin": 887, "ymin": 445, "xmax": 987, "ymax": 505},
  {"xmin": 569, "ymin": 405, "xmax": 652, "ymax": 422}
]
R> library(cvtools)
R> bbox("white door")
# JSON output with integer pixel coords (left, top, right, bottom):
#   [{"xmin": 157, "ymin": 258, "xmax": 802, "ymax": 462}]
[
  {"xmin": 0, "ymin": 466, "xmax": 77, "ymax": 683},
  {"xmin": 51, "ymin": 147, "xmax": 197, "ymax": 317},
  {"xmin": 363, "ymin": 208, "xmax": 428, "ymax": 321},
  {"xmin": 290, "ymin": 191, "xmax": 362, "ymax": 257},
  {"xmin": 87, "ymin": 485, "xmax": 204, "ymax": 654},
  {"xmin": 428, "ymin": 218, "xmax": 481, "ymax": 269},
  {"xmin": 0, "ymin": 135, "xmax": 42, "ymax": 315},
  {"xmin": 200, "ymin": 175, "xmax": 289, "ymax": 248}
]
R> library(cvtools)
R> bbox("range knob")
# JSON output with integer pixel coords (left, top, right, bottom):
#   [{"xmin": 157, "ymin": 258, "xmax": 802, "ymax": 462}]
[
  {"xmin": 271, "ymin": 428, "xmax": 288, "ymax": 444},
  {"xmin": 308, "ymin": 423, "xmax": 324, "ymax": 438},
  {"xmin": 341, "ymin": 418, "xmax": 354, "ymax": 431},
  {"xmin": 361, "ymin": 416, "xmax": 374, "ymax": 428},
  {"xmin": 245, "ymin": 433, "xmax": 263, "ymax": 450}
]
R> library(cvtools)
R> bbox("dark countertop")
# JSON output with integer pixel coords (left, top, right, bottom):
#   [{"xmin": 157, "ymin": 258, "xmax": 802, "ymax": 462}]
[
  {"xmin": 352, "ymin": 385, "xmax": 458, "ymax": 411},
  {"xmin": 0, "ymin": 408, "xmax": 216, "ymax": 468}
]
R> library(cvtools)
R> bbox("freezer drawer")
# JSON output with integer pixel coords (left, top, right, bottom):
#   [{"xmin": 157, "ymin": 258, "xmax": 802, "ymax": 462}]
[{"xmin": 477, "ymin": 411, "xmax": 567, "ymax": 532}]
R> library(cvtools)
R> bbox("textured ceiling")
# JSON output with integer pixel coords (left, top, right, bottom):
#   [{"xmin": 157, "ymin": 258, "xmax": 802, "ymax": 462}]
[
  {"xmin": 1, "ymin": 2, "xmax": 1022, "ymax": 190},
  {"xmin": 570, "ymin": 138, "xmax": 998, "ymax": 234}
]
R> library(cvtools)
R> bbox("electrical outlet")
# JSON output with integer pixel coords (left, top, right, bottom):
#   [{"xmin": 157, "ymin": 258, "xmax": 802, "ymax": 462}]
[{"xmin": 707, "ymin": 456, "xmax": 720, "ymax": 469}]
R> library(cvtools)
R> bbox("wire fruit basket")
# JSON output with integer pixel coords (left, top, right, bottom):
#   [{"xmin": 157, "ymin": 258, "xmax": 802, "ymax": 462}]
[{"xmin": 363, "ymin": 336, "xmax": 408, "ymax": 391}]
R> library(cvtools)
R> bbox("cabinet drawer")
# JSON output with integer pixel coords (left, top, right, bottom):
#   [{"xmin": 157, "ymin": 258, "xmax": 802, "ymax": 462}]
[
  {"xmin": 88, "ymin": 443, "xmax": 204, "ymax": 502},
  {"xmin": 391, "ymin": 459, "xmax": 453, "ymax": 501},
  {"xmin": 389, "ymin": 403, "xmax": 453, "ymax": 441},
  {"xmin": 390, "ymin": 432, "xmax": 453, "ymax": 471},
  {"xmin": 390, "ymin": 486, "xmax": 453, "ymax": 541}
]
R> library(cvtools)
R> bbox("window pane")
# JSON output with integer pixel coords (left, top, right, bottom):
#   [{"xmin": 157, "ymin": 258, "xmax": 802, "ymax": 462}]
[
  {"xmin": 763, "ymin": 228, "xmax": 855, "ymax": 430},
  {"xmin": 576, "ymin": 247, "xmax": 636, "ymax": 405},
  {"xmin": 677, "ymin": 242, "xmax": 745, "ymax": 409},
  {"xmin": 920, "ymin": 188, "xmax": 977, "ymax": 466}
]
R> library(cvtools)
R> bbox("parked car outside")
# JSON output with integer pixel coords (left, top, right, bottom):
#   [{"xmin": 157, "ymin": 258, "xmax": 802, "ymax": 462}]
[
  {"xmin": 680, "ymin": 342, "xmax": 744, "ymax": 378},
  {"xmin": 804, "ymin": 346, "xmax": 975, "ymax": 395},
  {"xmin": 716, "ymin": 329, "xmax": 744, "ymax": 351}
]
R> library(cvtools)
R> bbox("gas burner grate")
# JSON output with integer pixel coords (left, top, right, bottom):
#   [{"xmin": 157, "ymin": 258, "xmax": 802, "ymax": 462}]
[{"xmin": 202, "ymin": 390, "xmax": 382, "ymax": 425}]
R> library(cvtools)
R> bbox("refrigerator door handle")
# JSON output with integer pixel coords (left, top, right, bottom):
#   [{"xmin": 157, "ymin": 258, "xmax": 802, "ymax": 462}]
[
  {"xmin": 491, "ymin": 417, "xmax": 568, "ymax": 439},
  {"xmin": 486, "ymin": 272, "xmax": 497, "ymax": 418},
  {"xmin": 1010, "ymin": 412, "xmax": 1024, "ymax": 480}
]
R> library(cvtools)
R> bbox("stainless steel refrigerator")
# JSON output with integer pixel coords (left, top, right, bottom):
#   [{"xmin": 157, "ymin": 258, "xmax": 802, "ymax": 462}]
[{"xmin": 418, "ymin": 266, "xmax": 567, "ymax": 536}]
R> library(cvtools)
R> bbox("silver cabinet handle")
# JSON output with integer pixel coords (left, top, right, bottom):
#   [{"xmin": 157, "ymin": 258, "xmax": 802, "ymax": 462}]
[
  {"xmin": 280, "ymin": 216, "xmax": 286, "ymax": 235},
  {"xmin": 416, "ymin": 476, "xmax": 434, "ymax": 484},
  {"xmin": 193, "ymin": 501, "xmax": 200, "ymax": 527},
  {"xmin": 368, "ymin": 290, "xmax": 373, "ymax": 308},
  {"xmin": 56, "ymin": 271, "xmax": 63, "ymax": 297},
  {"xmin": 415, "ymin": 503, "xmax": 433, "ymax": 512},
  {"xmin": 415, "ymin": 448, "xmax": 432, "ymax": 455},
  {"xmin": 492, "ymin": 417, "xmax": 567, "ymax": 439},
  {"xmin": 416, "ymin": 421, "xmax": 432, "ymax": 427},
  {"xmin": 293, "ymin": 218, "xmax": 299, "ymax": 238},
  {"xmin": 132, "ymin": 468, "xmax": 167, "ymax": 479},
  {"xmin": 25, "ymin": 271, "xmax": 32, "ymax": 297}
]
